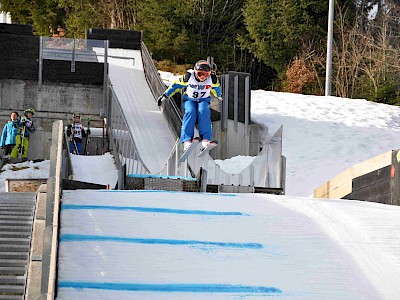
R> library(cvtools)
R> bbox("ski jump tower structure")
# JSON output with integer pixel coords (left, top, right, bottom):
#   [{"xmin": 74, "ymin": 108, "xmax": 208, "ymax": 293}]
[
  {"xmin": 0, "ymin": 24, "xmax": 285, "ymax": 194},
  {"xmin": 0, "ymin": 24, "xmax": 286, "ymax": 300},
  {"xmin": 84, "ymin": 28, "xmax": 285, "ymax": 194}
]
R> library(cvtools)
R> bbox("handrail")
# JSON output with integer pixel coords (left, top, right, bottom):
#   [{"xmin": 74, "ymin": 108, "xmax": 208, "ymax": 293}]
[
  {"xmin": 40, "ymin": 120, "xmax": 64, "ymax": 300},
  {"xmin": 106, "ymin": 41, "xmax": 184, "ymax": 177},
  {"xmin": 141, "ymin": 41, "xmax": 182, "ymax": 138},
  {"xmin": 108, "ymin": 87, "xmax": 151, "ymax": 175}
]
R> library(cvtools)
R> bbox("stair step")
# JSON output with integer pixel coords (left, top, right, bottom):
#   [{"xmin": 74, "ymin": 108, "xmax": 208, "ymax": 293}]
[
  {"xmin": 0, "ymin": 239, "xmax": 30, "ymax": 246},
  {"xmin": 0, "ymin": 296, "xmax": 23, "ymax": 300},
  {"xmin": 0, "ymin": 252, "xmax": 29, "ymax": 260},
  {"xmin": 0, "ymin": 245, "xmax": 30, "ymax": 252},
  {"xmin": 0, "ymin": 220, "xmax": 32, "ymax": 226},
  {"xmin": 0, "ymin": 276, "xmax": 25, "ymax": 286},
  {"xmin": 0, "ymin": 267, "xmax": 26, "ymax": 276},
  {"xmin": 0, "ymin": 233, "xmax": 31, "ymax": 239},
  {"xmin": 0, "ymin": 284, "xmax": 24, "ymax": 294},
  {"xmin": 0, "ymin": 216, "xmax": 33, "ymax": 221},
  {"xmin": 0, "ymin": 211, "xmax": 33, "ymax": 217},
  {"xmin": 0, "ymin": 260, "xmax": 28, "ymax": 268},
  {"xmin": 0, "ymin": 206, "xmax": 34, "ymax": 211},
  {"xmin": 0, "ymin": 226, "xmax": 32, "ymax": 233},
  {"xmin": 0, "ymin": 193, "xmax": 34, "ymax": 300}
]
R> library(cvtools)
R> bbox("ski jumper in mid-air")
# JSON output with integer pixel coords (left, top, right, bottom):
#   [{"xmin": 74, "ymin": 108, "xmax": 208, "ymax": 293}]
[{"xmin": 158, "ymin": 60, "xmax": 222, "ymax": 151}]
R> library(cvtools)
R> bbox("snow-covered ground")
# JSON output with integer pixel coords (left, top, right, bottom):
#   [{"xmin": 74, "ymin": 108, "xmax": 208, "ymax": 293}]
[
  {"xmin": 57, "ymin": 71, "xmax": 400, "ymax": 299},
  {"xmin": 58, "ymin": 190, "xmax": 400, "ymax": 299},
  {"xmin": 3, "ymin": 69, "xmax": 400, "ymax": 299},
  {"xmin": 250, "ymin": 91, "xmax": 400, "ymax": 196},
  {"xmin": 71, "ymin": 152, "xmax": 118, "ymax": 188},
  {"xmin": 0, "ymin": 159, "xmax": 50, "ymax": 192}
]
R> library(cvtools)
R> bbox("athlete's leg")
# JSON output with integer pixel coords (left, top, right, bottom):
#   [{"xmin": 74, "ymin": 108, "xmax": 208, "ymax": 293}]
[
  {"xmin": 76, "ymin": 142, "xmax": 82, "ymax": 155},
  {"xmin": 197, "ymin": 101, "xmax": 212, "ymax": 141},
  {"xmin": 180, "ymin": 100, "xmax": 198, "ymax": 143}
]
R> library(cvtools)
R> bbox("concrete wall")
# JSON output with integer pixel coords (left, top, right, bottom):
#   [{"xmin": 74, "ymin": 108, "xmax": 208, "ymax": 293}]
[{"xmin": 0, "ymin": 79, "xmax": 103, "ymax": 159}]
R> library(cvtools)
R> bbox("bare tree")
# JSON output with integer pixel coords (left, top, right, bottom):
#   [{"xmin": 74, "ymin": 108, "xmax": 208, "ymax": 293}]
[{"xmin": 306, "ymin": 0, "xmax": 400, "ymax": 101}]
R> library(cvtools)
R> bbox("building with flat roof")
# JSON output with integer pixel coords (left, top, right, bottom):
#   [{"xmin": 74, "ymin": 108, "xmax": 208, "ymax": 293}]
[{"xmin": 0, "ymin": 3, "xmax": 11, "ymax": 24}]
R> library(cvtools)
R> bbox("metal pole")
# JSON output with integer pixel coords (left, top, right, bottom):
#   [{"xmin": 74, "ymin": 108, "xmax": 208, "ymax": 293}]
[
  {"xmin": 233, "ymin": 75, "xmax": 239, "ymax": 132},
  {"xmin": 102, "ymin": 40, "xmax": 109, "ymax": 117},
  {"xmin": 222, "ymin": 74, "xmax": 229, "ymax": 130},
  {"xmin": 325, "ymin": 0, "xmax": 335, "ymax": 96},
  {"xmin": 38, "ymin": 36, "xmax": 43, "ymax": 89},
  {"xmin": 71, "ymin": 39, "xmax": 76, "ymax": 73},
  {"xmin": 244, "ymin": 76, "xmax": 250, "ymax": 136}
]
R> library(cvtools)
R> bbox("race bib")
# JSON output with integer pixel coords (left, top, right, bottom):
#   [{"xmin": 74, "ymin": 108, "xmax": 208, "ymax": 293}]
[{"xmin": 186, "ymin": 71, "xmax": 212, "ymax": 99}]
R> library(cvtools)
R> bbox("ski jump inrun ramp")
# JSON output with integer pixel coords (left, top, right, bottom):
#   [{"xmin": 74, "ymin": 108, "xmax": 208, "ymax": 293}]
[{"xmin": 106, "ymin": 48, "xmax": 176, "ymax": 174}]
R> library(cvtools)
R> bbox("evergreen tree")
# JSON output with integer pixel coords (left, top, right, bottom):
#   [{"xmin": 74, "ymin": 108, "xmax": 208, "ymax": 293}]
[
  {"xmin": 239, "ymin": 0, "xmax": 328, "ymax": 74},
  {"xmin": 57, "ymin": 0, "xmax": 139, "ymax": 38},
  {"xmin": 1, "ymin": 0, "xmax": 65, "ymax": 36}
]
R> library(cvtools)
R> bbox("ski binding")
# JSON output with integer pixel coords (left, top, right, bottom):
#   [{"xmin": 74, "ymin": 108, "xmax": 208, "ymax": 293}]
[
  {"xmin": 178, "ymin": 138, "xmax": 201, "ymax": 162},
  {"xmin": 198, "ymin": 140, "xmax": 218, "ymax": 157}
]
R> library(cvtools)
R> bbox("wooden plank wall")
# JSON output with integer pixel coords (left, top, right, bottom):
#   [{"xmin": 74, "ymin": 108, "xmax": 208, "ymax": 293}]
[
  {"xmin": 315, "ymin": 149, "xmax": 400, "ymax": 206},
  {"xmin": 390, "ymin": 150, "xmax": 400, "ymax": 206},
  {"xmin": 313, "ymin": 151, "xmax": 392, "ymax": 199},
  {"xmin": 343, "ymin": 166, "xmax": 391, "ymax": 204}
]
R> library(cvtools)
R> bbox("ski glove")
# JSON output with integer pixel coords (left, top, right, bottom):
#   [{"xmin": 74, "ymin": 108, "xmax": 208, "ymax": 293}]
[{"xmin": 157, "ymin": 94, "xmax": 168, "ymax": 106}]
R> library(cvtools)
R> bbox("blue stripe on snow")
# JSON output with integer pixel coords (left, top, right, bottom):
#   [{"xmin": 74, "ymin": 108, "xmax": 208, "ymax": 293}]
[
  {"xmin": 59, "ymin": 234, "xmax": 263, "ymax": 249},
  {"xmin": 61, "ymin": 204, "xmax": 247, "ymax": 216},
  {"xmin": 58, "ymin": 282, "xmax": 282, "ymax": 294}
]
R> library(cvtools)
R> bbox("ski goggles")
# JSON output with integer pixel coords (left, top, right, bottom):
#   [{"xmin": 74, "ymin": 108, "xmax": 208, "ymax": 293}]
[{"xmin": 196, "ymin": 70, "xmax": 211, "ymax": 78}]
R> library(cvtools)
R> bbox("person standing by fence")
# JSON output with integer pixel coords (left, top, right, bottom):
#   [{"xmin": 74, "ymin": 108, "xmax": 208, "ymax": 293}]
[
  {"xmin": 0, "ymin": 111, "xmax": 20, "ymax": 158},
  {"xmin": 66, "ymin": 113, "xmax": 89, "ymax": 155},
  {"xmin": 10, "ymin": 108, "xmax": 35, "ymax": 159}
]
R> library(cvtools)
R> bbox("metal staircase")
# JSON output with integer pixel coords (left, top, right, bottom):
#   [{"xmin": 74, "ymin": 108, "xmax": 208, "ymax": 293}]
[{"xmin": 0, "ymin": 193, "xmax": 36, "ymax": 300}]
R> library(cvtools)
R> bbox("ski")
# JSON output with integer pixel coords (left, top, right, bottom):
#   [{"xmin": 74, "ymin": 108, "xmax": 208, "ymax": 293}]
[
  {"xmin": 17, "ymin": 125, "xmax": 26, "ymax": 158},
  {"xmin": 84, "ymin": 115, "xmax": 91, "ymax": 155},
  {"xmin": 0, "ymin": 148, "xmax": 8, "ymax": 169},
  {"xmin": 179, "ymin": 139, "xmax": 200, "ymax": 162},
  {"xmin": 66, "ymin": 114, "xmax": 79, "ymax": 155},
  {"xmin": 198, "ymin": 140, "xmax": 218, "ymax": 157},
  {"xmin": 72, "ymin": 132, "xmax": 79, "ymax": 155}
]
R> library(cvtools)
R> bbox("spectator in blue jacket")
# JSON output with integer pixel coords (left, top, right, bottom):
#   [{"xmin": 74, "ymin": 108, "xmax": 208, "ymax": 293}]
[{"xmin": 0, "ymin": 111, "xmax": 20, "ymax": 156}]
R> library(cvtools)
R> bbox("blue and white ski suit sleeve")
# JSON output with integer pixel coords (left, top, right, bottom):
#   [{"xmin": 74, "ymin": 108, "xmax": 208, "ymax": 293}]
[
  {"xmin": 163, "ymin": 71, "xmax": 222, "ymax": 143},
  {"xmin": 164, "ymin": 71, "xmax": 222, "ymax": 103}
]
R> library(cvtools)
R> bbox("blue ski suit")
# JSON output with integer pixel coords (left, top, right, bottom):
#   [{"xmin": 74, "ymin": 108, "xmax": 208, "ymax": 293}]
[
  {"xmin": 1, "ymin": 120, "xmax": 19, "ymax": 148},
  {"xmin": 164, "ymin": 70, "xmax": 222, "ymax": 143}
]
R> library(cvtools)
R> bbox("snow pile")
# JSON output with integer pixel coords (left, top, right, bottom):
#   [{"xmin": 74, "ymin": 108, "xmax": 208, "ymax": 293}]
[{"xmin": 0, "ymin": 160, "xmax": 50, "ymax": 192}]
